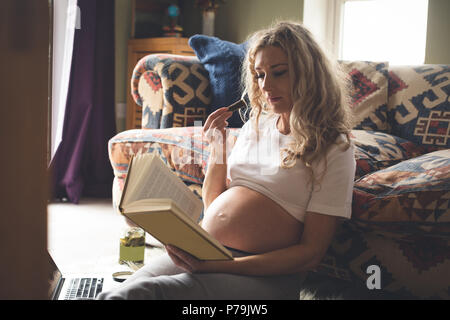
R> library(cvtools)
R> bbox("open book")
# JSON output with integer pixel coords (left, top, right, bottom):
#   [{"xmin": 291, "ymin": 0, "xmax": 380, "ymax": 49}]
[{"xmin": 119, "ymin": 153, "xmax": 233, "ymax": 261}]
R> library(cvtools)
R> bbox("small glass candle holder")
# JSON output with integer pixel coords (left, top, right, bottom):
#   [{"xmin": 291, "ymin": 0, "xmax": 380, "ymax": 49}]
[{"xmin": 119, "ymin": 227, "xmax": 145, "ymax": 265}]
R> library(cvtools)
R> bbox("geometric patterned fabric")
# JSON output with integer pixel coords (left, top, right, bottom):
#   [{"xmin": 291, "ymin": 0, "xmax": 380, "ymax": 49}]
[
  {"xmin": 387, "ymin": 65, "xmax": 450, "ymax": 148},
  {"xmin": 353, "ymin": 149, "xmax": 450, "ymax": 225},
  {"xmin": 339, "ymin": 61, "xmax": 390, "ymax": 132},
  {"xmin": 132, "ymin": 54, "xmax": 211, "ymax": 129},
  {"xmin": 325, "ymin": 150, "xmax": 450, "ymax": 299}
]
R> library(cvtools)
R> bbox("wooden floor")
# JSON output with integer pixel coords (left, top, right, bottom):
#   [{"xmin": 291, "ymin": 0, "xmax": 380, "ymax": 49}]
[{"xmin": 47, "ymin": 197, "xmax": 164, "ymax": 276}]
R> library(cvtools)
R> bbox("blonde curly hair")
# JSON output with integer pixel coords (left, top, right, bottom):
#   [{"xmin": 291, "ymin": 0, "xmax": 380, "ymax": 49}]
[{"xmin": 239, "ymin": 21, "xmax": 353, "ymax": 184}]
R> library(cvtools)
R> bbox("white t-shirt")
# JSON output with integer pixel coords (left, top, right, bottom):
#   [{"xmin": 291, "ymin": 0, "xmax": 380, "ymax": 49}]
[{"xmin": 227, "ymin": 113, "xmax": 356, "ymax": 222}]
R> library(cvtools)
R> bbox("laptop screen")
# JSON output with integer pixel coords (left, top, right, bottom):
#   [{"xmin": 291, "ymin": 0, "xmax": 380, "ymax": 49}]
[{"xmin": 47, "ymin": 251, "xmax": 63, "ymax": 299}]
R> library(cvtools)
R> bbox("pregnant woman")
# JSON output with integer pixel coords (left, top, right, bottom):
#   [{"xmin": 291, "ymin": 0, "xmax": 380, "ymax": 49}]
[{"xmin": 98, "ymin": 21, "xmax": 356, "ymax": 300}]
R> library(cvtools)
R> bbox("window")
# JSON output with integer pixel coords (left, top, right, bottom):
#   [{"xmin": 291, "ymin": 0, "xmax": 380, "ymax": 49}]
[
  {"xmin": 51, "ymin": 0, "xmax": 78, "ymax": 160},
  {"xmin": 340, "ymin": 0, "xmax": 429, "ymax": 65}
]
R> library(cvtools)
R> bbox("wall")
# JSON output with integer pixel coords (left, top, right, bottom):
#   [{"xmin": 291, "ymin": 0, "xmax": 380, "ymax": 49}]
[
  {"xmin": 179, "ymin": 0, "xmax": 304, "ymax": 43},
  {"xmin": 425, "ymin": 0, "xmax": 450, "ymax": 64},
  {"xmin": 179, "ymin": 0, "xmax": 202, "ymax": 38},
  {"xmin": 215, "ymin": 0, "xmax": 304, "ymax": 43}
]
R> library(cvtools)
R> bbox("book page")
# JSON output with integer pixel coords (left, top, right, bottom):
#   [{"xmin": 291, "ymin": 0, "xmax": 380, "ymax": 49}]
[
  {"xmin": 121, "ymin": 153, "xmax": 147, "ymax": 207},
  {"xmin": 125, "ymin": 153, "xmax": 203, "ymax": 222}
]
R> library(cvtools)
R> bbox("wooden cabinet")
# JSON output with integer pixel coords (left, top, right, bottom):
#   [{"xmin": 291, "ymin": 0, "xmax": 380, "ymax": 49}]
[{"xmin": 126, "ymin": 37, "xmax": 195, "ymax": 130}]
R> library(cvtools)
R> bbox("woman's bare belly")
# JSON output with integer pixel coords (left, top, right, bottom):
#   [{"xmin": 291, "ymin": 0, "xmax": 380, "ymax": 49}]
[{"xmin": 201, "ymin": 186, "xmax": 304, "ymax": 254}]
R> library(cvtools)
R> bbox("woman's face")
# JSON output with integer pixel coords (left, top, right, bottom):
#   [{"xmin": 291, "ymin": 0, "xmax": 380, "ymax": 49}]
[{"xmin": 254, "ymin": 45, "xmax": 292, "ymax": 114}]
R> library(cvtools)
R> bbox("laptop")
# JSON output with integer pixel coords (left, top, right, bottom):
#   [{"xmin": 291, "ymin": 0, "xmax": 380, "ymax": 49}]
[{"xmin": 48, "ymin": 251, "xmax": 123, "ymax": 300}]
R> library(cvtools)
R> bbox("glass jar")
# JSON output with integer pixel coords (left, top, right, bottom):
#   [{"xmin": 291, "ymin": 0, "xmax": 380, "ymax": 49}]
[{"xmin": 119, "ymin": 227, "xmax": 145, "ymax": 265}]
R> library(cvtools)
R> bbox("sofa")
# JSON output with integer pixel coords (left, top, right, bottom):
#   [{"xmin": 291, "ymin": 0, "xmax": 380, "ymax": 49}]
[{"xmin": 108, "ymin": 36, "xmax": 450, "ymax": 299}]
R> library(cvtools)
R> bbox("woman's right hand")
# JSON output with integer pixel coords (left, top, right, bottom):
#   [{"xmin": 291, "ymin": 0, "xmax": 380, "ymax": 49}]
[
  {"xmin": 201, "ymin": 107, "xmax": 233, "ymax": 207},
  {"xmin": 202, "ymin": 107, "xmax": 233, "ymax": 165},
  {"xmin": 202, "ymin": 107, "xmax": 233, "ymax": 146}
]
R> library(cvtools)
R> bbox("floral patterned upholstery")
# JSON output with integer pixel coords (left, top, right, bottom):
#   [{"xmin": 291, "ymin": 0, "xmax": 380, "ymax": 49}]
[{"xmin": 110, "ymin": 54, "xmax": 450, "ymax": 298}]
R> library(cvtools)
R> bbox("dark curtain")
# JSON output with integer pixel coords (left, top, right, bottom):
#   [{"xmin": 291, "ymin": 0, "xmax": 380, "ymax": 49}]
[{"xmin": 50, "ymin": 0, "xmax": 116, "ymax": 203}]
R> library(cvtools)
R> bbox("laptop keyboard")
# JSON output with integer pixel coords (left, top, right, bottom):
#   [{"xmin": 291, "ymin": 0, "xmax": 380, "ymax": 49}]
[{"xmin": 64, "ymin": 278, "xmax": 103, "ymax": 300}]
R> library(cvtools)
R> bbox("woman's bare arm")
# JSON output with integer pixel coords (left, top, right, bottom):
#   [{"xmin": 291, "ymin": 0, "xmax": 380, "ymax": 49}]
[
  {"xmin": 166, "ymin": 211, "xmax": 339, "ymax": 276},
  {"xmin": 202, "ymin": 159, "xmax": 227, "ymax": 210},
  {"xmin": 201, "ymin": 107, "xmax": 233, "ymax": 209}
]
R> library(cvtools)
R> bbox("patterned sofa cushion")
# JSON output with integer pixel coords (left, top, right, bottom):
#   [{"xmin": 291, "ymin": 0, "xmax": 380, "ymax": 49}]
[
  {"xmin": 188, "ymin": 35, "xmax": 248, "ymax": 128},
  {"xmin": 352, "ymin": 149, "xmax": 450, "ymax": 225},
  {"xmin": 350, "ymin": 130, "xmax": 432, "ymax": 180},
  {"xmin": 132, "ymin": 54, "xmax": 212, "ymax": 129},
  {"xmin": 387, "ymin": 64, "xmax": 450, "ymax": 148},
  {"xmin": 339, "ymin": 61, "xmax": 390, "ymax": 132}
]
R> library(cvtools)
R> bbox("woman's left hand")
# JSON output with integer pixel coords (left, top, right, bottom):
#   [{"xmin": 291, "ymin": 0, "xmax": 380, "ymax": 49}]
[{"xmin": 165, "ymin": 245, "xmax": 224, "ymax": 273}]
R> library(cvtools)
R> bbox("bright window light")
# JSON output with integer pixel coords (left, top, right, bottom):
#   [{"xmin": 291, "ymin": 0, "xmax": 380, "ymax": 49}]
[{"xmin": 341, "ymin": 0, "xmax": 429, "ymax": 65}]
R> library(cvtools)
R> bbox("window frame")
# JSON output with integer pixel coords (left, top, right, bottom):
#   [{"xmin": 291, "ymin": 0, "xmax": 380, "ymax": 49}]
[
  {"xmin": 303, "ymin": 0, "xmax": 345, "ymax": 59},
  {"xmin": 304, "ymin": 0, "xmax": 429, "ymax": 64}
]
